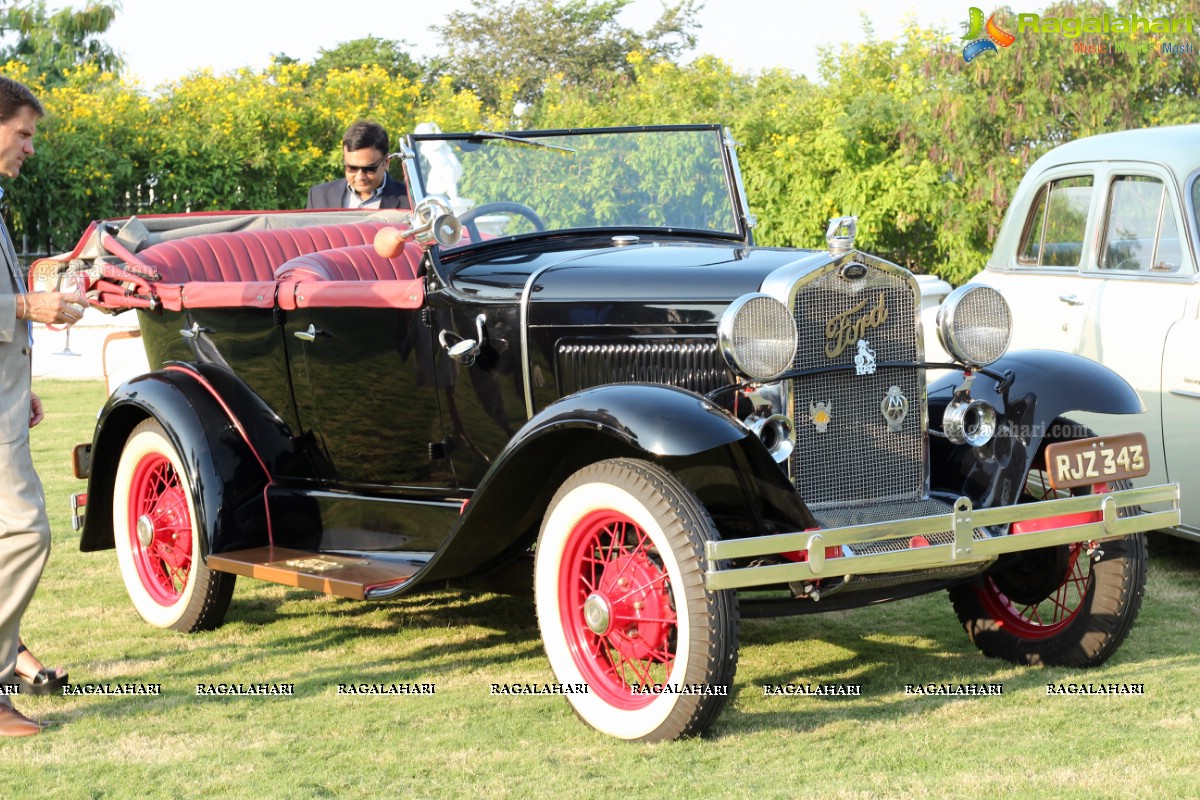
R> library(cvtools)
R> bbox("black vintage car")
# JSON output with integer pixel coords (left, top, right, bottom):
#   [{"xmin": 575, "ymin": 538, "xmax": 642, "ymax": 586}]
[{"xmin": 54, "ymin": 125, "xmax": 1178, "ymax": 741}]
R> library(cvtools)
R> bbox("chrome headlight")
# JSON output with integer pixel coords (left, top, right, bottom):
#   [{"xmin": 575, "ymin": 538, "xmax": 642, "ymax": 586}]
[
  {"xmin": 718, "ymin": 293, "xmax": 797, "ymax": 380},
  {"xmin": 936, "ymin": 285, "xmax": 1012, "ymax": 367}
]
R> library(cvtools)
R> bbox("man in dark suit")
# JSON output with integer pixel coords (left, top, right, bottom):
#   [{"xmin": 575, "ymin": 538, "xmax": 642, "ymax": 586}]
[
  {"xmin": 306, "ymin": 120, "xmax": 410, "ymax": 210},
  {"xmin": 0, "ymin": 75, "xmax": 88, "ymax": 737}
]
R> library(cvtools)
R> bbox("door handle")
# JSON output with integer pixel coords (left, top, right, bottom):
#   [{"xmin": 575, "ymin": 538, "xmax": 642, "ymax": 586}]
[
  {"xmin": 1171, "ymin": 379, "xmax": 1200, "ymax": 399},
  {"xmin": 293, "ymin": 324, "xmax": 332, "ymax": 342},
  {"xmin": 179, "ymin": 322, "xmax": 216, "ymax": 339},
  {"xmin": 1058, "ymin": 294, "xmax": 1085, "ymax": 306},
  {"xmin": 438, "ymin": 314, "xmax": 488, "ymax": 365}
]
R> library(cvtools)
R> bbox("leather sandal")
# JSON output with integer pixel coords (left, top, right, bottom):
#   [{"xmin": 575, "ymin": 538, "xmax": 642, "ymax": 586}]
[{"xmin": 15, "ymin": 644, "xmax": 68, "ymax": 696}]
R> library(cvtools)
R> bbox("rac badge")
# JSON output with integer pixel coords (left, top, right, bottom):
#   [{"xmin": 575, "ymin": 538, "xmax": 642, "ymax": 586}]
[
  {"xmin": 825, "ymin": 291, "xmax": 889, "ymax": 359},
  {"xmin": 810, "ymin": 401, "xmax": 832, "ymax": 433},
  {"xmin": 854, "ymin": 339, "xmax": 877, "ymax": 376},
  {"xmin": 880, "ymin": 386, "xmax": 909, "ymax": 432}
]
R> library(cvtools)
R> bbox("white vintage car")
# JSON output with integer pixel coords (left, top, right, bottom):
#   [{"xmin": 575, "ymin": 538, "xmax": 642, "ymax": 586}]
[{"xmin": 959, "ymin": 124, "xmax": 1199, "ymax": 541}]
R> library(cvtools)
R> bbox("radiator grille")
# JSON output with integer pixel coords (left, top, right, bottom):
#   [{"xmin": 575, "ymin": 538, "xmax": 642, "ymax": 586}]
[
  {"xmin": 791, "ymin": 263, "xmax": 924, "ymax": 507},
  {"xmin": 556, "ymin": 341, "xmax": 731, "ymax": 396}
]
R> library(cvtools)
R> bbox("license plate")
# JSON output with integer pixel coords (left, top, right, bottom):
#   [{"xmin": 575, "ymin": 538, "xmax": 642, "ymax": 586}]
[{"xmin": 1044, "ymin": 433, "xmax": 1150, "ymax": 490}]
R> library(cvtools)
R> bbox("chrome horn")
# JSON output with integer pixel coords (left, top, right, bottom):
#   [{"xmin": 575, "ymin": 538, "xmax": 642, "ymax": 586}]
[
  {"xmin": 410, "ymin": 197, "xmax": 463, "ymax": 247},
  {"xmin": 942, "ymin": 375, "xmax": 997, "ymax": 447},
  {"xmin": 745, "ymin": 413, "xmax": 794, "ymax": 463},
  {"xmin": 374, "ymin": 197, "xmax": 463, "ymax": 257}
]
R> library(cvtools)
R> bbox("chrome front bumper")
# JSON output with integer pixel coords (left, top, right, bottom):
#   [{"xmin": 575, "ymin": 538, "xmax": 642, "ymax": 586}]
[{"xmin": 704, "ymin": 483, "xmax": 1180, "ymax": 591}]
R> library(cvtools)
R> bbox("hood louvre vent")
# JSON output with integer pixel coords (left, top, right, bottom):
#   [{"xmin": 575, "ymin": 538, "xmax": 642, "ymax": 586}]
[{"xmin": 557, "ymin": 340, "xmax": 730, "ymax": 396}]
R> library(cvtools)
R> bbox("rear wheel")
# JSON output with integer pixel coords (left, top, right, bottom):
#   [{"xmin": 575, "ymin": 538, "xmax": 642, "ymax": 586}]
[
  {"xmin": 534, "ymin": 458, "xmax": 739, "ymax": 741},
  {"xmin": 949, "ymin": 441, "xmax": 1146, "ymax": 667},
  {"xmin": 112, "ymin": 418, "xmax": 234, "ymax": 632}
]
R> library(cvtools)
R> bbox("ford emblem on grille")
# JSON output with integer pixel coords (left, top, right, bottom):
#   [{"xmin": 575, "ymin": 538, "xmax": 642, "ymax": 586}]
[
  {"xmin": 824, "ymin": 292, "xmax": 889, "ymax": 359},
  {"xmin": 840, "ymin": 263, "xmax": 868, "ymax": 280}
]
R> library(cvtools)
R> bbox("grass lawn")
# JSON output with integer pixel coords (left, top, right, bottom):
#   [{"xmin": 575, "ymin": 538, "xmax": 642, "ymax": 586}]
[{"xmin": 8, "ymin": 379, "xmax": 1200, "ymax": 799}]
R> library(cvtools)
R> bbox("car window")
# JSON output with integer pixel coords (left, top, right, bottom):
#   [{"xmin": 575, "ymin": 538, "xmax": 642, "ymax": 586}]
[
  {"xmin": 1017, "ymin": 176, "xmax": 1092, "ymax": 267},
  {"xmin": 1099, "ymin": 175, "xmax": 1182, "ymax": 273},
  {"xmin": 1192, "ymin": 174, "xmax": 1200, "ymax": 242}
]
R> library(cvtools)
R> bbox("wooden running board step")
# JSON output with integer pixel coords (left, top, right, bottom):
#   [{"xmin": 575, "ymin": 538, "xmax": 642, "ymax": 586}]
[{"xmin": 207, "ymin": 546, "xmax": 421, "ymax": 600}]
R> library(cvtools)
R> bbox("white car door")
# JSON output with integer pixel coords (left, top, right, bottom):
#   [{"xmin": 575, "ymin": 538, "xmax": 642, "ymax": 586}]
[
  {"xmin": 1162, "ymin": 313, "xmax": 1200, "ymax": 535},
  {"xmin": 974, "ymin": 169, "xmax": 1099, "ymax": 353},
  {"xmin": 1071, "ymin": 167, "xmax": 1196, "ymax": 521}
]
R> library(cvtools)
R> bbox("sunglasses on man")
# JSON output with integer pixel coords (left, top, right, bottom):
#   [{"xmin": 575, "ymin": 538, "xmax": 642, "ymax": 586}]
[{"xmin": 344, "ymin": 158, "xmax": 386, "ymax": 174}]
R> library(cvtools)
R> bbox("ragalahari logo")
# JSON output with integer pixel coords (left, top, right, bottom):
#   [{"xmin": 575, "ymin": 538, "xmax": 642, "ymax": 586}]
[{"xmin": 962, "ymin": 7, "xmax": 1016, "ymax": 62}]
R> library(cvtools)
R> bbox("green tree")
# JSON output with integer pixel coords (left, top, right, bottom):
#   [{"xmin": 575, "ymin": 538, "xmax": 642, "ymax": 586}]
[
  {"xmin": 0, "ymin": 0, "xmax": 122, "ymax": 84},
  {"xmin": 6, "ymin": 65, "xmax": 151, "ymax": 254},
  {"xmin": 892, "ymin": 1, "xmax": 1200, "ymax": 281},
  {"xmin": 432, "ymin": 0, "xmax": 701, "ymax": 109},
  {"xmin": 7, "ymin": 0, "xmax": 1199, "ymax": 278},
  {"xmin": 309, "ymin": 37, "xmax": 421, "ymax": 84}
]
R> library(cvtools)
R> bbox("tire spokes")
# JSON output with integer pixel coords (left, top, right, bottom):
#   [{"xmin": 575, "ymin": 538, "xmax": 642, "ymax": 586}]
[
  {"xmin": 130, "ymin": 454, "xmax": 193, "ymax": 604},
  {"xmin": 562, "ymin": 510, "xmax": 678, "ymax": 707},
  {"xmin": 1000, "ymin": 544, "xmax": 1089, "ymax": 628},
  {"xmin": 980, "ymin": 467, "xmax": 1096, "ymax": 638}
]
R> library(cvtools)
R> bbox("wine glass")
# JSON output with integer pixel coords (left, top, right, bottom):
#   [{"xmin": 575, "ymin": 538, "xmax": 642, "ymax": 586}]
[{"xmin": 53, "ymin": 271, "xmax": 86, "ymax": 356}]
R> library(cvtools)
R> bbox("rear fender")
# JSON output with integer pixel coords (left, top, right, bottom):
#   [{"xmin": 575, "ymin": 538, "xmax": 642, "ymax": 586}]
[
  {"xmin": 79, "ymin": 366, "xmax": 274, "ymax": 556},
  {"xmin": 415, "ymin": 384, "xmax": 817, "ymax": 584},
  {"xmin": 929, "ymin": 350, "xmax": 1144, "ymax": 508}
]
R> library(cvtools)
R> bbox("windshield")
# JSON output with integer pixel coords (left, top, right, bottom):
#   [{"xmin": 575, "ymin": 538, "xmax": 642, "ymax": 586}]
[{"xmin": 406, "ymin": 126, "xmax": 743, "ymax": 250}]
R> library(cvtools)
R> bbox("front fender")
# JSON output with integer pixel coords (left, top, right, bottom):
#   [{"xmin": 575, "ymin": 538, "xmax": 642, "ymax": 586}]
[
  {"xmin": 929, "ymin": 349, "xmax": 1144, "ymax": 508},
  {"xmin": 514, "ymin": 383, "xmax": 749, "ymax": 457},
  {"xmin": 413, "ymin": 384, "xmax": 815, "ymax": 585},
  {"xmin": 79, "ymin": 368, "xmax": 271, "ymax": 556}
]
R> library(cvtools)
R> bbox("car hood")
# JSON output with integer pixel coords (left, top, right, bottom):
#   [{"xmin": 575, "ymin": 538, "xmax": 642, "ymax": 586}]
[{"xmin": 449, "ymin": 241, "xmax": 823, "ymax": 305}]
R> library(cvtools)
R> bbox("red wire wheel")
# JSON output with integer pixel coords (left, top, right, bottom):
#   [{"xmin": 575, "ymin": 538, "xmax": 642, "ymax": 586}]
[
  {"xmin": 949, "ymin": 434, "xmax": 1147, "ymax": 667},
  {"xmin": 535, "ymin": 459, "xmax": 739, "ymax": 741},
  {"xmin": 972, "ymin": 542, "xmax": 1091, "ymax": 640},
  {"xmin": 126, "ymin": 450, "xmax": 194, "ymax": 606},
  {"xmin": 113, "ymin": 419, "xmax": 234, "ymax": 632},
  {"xmin": 557, "ymin": 509, "xmax": 678, "ymax": 709}
]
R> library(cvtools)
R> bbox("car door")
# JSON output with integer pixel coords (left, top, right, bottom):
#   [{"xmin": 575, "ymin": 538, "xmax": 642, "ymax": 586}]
[
  {"xmin": 276, "ymin": 276, "xmax": 466, "ymax": 555},
  {"xmin": 1157, "ymin": 173, "xmax": 1200, "ymax": 535},
  {"xmin": 282, "ymin": 282, "xmax": 455, "ymax": 489},
  {"xmin": 975, "ymin": 169, "xmax": 1100, "ymax": 353},
  {"xmin": 1070, "ymin": 165, "xmax": 1196, "ymax": 505},
  {"xmin": 1162, "ymin": 313, "xmax": 1200, "ymax": 534}
]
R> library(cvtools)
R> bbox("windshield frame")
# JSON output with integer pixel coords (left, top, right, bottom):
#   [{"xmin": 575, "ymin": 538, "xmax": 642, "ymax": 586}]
[{"xmin": 400, "ymin": 124, "xmax": 755, "ymax": 264}]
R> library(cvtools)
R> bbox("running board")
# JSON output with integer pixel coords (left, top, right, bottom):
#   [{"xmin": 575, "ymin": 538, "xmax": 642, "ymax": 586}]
[{"xmin": 207, "ymin": 547, "xmax": 420, "ymax": 600}]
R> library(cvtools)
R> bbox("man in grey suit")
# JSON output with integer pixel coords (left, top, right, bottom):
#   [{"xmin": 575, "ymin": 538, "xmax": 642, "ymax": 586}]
[
  {"xmin": 0, "ymin": 76, "xmax": 88, "ymax": 737},
  {"xmin": 306, "ymin": 120, "xmax": 409, "ymax": 210}
]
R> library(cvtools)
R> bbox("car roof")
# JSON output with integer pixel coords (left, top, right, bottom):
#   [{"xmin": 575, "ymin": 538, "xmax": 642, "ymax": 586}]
[
  {"xmin": 988, "ymin": 124, "xmax": 1200, "ymax": 268},
  {"xmin": 1028, "ymin": 124, "xmax": 1200, "ymax": 178}
]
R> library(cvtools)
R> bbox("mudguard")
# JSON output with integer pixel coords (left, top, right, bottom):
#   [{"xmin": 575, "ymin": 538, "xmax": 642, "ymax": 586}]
[
  {"xmin": 929, "ymin": 349, "xmax": 1144, "ymax": 509},
  {"xmin": 78, "ymin": 366, "xmax": 275, "ymax": 556},
  {"xmin": 411, "ymin": 383, "xmax": 816, "ymax": 586},
  {"xmin": 186, "ymin": 361, "xmax": 312, "ymax": 476}
]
